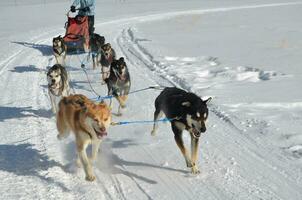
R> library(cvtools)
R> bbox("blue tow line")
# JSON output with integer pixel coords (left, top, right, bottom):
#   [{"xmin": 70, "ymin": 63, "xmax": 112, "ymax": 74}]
[
  {"xmin": 72, "ymin": 52, "xmax": 174, "ymax": 127},
  {"xmin": 91, "ymin": 86, "xmax": 164, "ymax": 101},
  {"xmin": 74, "ymin": 51, "xmax": 165, "ymax": 101},
  {"xmin": 111, "ymin": 117, "xmax": 173, "ymax": 126}
]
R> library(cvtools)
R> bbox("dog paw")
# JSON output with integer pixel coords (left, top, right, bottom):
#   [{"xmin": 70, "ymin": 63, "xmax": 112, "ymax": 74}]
[
  {"xmin": 186, "ymin": 161, "xmax": 193, "ymax": 168},
  {"xmin": 151, "ymin": 130, "xmax": 156, "ymax": 136},
  {"xmin": 116, "ymin": 112, "xmax": 122, "ymax": 117},
  {"xmin": 57, "ymin": 134, "xmax": 64, "ymax": 140},
  {"xmin": 191, "ymin": 166, "xmax": 200, "ymax": 174},
  {"xmin": 85, "ymin": 174, "xmax": 96, "ymax": 182},
  {"xmin": 57, "ymin": 133, "xmax": 69, "ymax": 140}
]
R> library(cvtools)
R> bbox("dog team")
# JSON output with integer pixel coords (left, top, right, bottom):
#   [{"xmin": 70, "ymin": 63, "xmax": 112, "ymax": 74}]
[{"xmin": 49, "ymin": 30, "xmax": 211, "ymax": 181}]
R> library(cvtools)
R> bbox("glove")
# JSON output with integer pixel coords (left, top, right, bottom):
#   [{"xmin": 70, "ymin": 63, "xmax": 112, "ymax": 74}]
[
  {"xmin": 82, "ymin": 7, "xmax": 90, "ymax": 12},
  {"xmin": 70, "ymin": 6, "xmax": 76, "ymax": 13}
]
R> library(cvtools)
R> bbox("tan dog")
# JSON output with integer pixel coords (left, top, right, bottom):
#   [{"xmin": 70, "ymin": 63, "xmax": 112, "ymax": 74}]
[{"xmin": 56, "ymin": 94, "xmax": 111, "ymax": 181}]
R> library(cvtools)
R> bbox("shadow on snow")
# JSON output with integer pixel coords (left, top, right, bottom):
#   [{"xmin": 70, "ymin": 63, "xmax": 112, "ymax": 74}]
[
  {"xmin": 11, "ymin": 41, "xmax": 53, "ymax": 56},
  {"xmin": 9, "ymin": 65, "xmax": 41, "ymax": 73},
  {"xmin": 0, "ymin": 143, "xmax": 69, "ymax": 191},
  {"xmin": 0, "ymin": 106, "xmax": 53, "ymax": 122}
]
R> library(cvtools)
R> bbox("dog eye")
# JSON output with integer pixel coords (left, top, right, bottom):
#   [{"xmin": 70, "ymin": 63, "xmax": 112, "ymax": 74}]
[
  {"xmin": 193, "ymin": 116, "xmax": 199, "ymax": 120},
  {"xmin": 104, "ymin": 118, "xmax": 108, "ymax": 121},
  {"xmin": 196, "ymin": 112, "xmax": 200, "ymax": 118},
  {"xmin": 94, "ymin": 119, "xmax": 98, "ymax": 122}
]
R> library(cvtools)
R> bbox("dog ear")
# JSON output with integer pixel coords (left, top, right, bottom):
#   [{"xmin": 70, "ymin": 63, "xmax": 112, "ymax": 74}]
[
  {"xmin": 181, "ymin": 101, "xmax": 191, "ymax": 107},
  {"xmin": 203, "ymin": 97, "xmax": 212, "ymax": 104},
  {"xmin": 76, "ymin": 99, "xmax": 86, "ymax": 108},
  {"xmin": 119, "ymin": 57, "xmax": 124, "ymax": 62}
]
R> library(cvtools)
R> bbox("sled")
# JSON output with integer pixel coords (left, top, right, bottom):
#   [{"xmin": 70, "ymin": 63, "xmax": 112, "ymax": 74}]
[{"xmin": 63, "ymin": 12, "xmax": 89, "ymax": 53}]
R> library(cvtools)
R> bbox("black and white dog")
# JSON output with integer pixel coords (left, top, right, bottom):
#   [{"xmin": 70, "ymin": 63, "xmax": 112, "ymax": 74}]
[
  {"xmin": 52, "ymin": 35, "xmax": 67, "ymax": 65},
  {"xmin": 89, "ymin": 33, "xmax": 105, "ymax": 69},
  {"xmin": 151, "ymin": 87, "xmax": 211, "ymax": 174},
  {"xmin": 100, "ymin": 43, "xmax": 116, "ymax": 83},
  {"xmin": 105, "ymin": 57, "xmax": 130, "ymax": 116},
  {"xmin": 47, "ymin": 64, "xmax": 70, "ymax": 114}
]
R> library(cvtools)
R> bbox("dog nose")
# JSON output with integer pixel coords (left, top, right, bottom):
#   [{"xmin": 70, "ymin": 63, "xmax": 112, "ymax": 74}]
[
  {"xmin": 100, "ymin": 127, "xmax": 106, "ymax": 132},
  {"xmin": 200, "ymin": 127, "xmax": 206, "ymax": 133},
  {"xmin": 51, "ymin": 79, "xmax": 55, "ymax": 83}
]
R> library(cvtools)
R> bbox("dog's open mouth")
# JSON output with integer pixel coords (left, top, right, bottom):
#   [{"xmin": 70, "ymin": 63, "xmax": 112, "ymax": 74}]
[
  {"xmin": 192, "ymin": 128, "xmax": 201, "ymax": 138},
  {"xmin": 49, "ymin": 83, "xmax": 58, "ymax": 89},
  {"xmin": 94, "ymin": 127, "xmax": 107, "ymax": 139},
  {"xmin": 105, "ymin": 54, "xmax": 110, "ymax": 59}
]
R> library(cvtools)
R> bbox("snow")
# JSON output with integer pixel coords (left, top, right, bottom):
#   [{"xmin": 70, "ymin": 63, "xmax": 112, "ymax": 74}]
[{"xmin": 0, "ymin": 0, "xmax": 302, "ymax": 199}]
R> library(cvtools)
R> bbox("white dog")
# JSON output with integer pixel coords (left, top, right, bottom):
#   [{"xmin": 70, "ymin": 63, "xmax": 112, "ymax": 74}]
[{"xmin": 47, "ymin": 64, "xmax": 70, "ymax": 113}]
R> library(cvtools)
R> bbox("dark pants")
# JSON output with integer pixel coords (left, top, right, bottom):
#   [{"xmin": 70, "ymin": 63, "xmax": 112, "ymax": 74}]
[{"xmin": 88, "ymin": 15, "xmax": 94, "ymax": 36}]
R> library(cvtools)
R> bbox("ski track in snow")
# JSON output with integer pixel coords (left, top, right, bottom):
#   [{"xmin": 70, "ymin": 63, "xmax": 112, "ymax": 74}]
[
  {"xmin": 1, "ymin": 2, "xmax": 302, "ymax": 200},
  {"xmin": 113, "ymin": 12, "xmax": 302, "ymax": 198}
]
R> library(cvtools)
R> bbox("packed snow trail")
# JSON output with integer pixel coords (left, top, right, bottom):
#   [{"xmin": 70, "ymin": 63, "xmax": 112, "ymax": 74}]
[{"xmin": 0, "ymin": 1, "xmax": 302, "ymax": 199}]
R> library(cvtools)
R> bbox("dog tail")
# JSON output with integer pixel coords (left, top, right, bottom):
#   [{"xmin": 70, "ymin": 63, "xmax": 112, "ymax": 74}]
[{"xmin": 56, "ymin": 98, "xmax": 68, "ymax": 136}]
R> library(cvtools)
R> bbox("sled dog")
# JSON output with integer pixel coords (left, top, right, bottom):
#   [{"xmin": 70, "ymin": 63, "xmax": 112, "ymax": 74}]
[
  {"xmin": 52, "ymin": 35, "xmax": 67, "ymax": 65},
  {"xmin": 47, "ymin": 64, "xmax": 70, "ymax": 113},
  {"xmin": 151, "ymin": 87, "xmax": 211, "ymax": 174},
  {"xmin": 100, "ymin": 43, "xmax": 116, "ymax": 83},
  {"xmin": 105, "ymin": 57, "xmax": 130, "ymax": 116},
  {"xmin": 56, "ymin": 94, "xmax": 111, "ymax": 181},
  {"xmin": 90, "ymin": 33, "xmax": 105, "ymax": 69}
]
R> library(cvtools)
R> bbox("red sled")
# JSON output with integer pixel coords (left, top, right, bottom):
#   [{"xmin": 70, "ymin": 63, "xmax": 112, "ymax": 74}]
[{"xmin": 63, "ymin": 14, "xmax": 89, "ymax": 53}]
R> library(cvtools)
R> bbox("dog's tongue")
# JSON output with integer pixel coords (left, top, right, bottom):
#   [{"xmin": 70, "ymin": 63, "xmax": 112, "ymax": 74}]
[{"xmin": 96, "ymin": 129, "xmax": 107, "ymax": 139}]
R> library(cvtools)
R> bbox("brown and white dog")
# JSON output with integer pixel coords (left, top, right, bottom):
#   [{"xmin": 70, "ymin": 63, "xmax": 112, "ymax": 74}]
[
  {"xmin": 106, "ymin": 57, "xmax": 130, "ymax": 116},
  {"xmin": 47, "ymin": 64, "xmax": 70, "ymax": 113},
  {"xmin": 100, "ymin": 43, "xmax": 116, "ymax": 83},
  {"xmin": 53, "ymin": 35, "xmax": 67, "ymax": 65},
  {"xmin": 56, "ymin": 94, "xmax": 111, "ymax": 181}
]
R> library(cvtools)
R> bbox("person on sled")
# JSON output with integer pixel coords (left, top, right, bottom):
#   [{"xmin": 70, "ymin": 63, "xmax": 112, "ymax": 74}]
[{"xmin": 70, "ymin": 0, "xmax": 96, "ymax": 36}]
